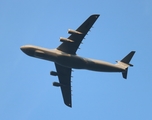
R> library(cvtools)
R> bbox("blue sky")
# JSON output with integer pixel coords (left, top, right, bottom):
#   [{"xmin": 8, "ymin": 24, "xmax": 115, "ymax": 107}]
[{"xmin": 0, "ymin": 0, "xmax": 152, "ymax": 120}]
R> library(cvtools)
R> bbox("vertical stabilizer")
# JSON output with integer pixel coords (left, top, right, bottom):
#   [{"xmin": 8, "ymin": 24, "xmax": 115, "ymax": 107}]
[
  {"xmin": 122, "ymin": 68, "xmax": 128, "ymax": 79},
  {"xmin": 121, "ymin": 51, "xmax": 135, "ymax": 65}
]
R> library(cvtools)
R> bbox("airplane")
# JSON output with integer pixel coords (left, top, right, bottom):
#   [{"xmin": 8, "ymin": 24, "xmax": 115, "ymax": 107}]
[{"xmin": 20, "ymin": 14, "xmax": 135, "ymax": 107}]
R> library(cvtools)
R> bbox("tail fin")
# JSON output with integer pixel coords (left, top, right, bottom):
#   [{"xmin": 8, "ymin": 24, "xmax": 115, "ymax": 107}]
[{"xmin": 117, "ymin": 51, "xmax": 135, "ymax": 79}]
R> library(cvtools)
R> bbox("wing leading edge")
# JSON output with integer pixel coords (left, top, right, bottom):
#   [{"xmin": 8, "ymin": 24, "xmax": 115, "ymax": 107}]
[{"xmin": 57, "ymin": 14, "xmax": 100, "ymax": 54}]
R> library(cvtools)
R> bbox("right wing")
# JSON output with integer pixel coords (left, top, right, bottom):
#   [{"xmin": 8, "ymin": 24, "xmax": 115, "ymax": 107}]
[
  {"xmin": 57, "ymin": 14, "xmax": 100, "ymax": 54},
  {"xmin": 54, "ymin": 63, "xmax": 72, "ymax": 107}
]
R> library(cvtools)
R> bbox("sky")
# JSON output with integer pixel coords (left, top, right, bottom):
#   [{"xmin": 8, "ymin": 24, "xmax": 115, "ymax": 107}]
[{"xmin": 0, "ymin": 0, "xmax": 152, "ymax": 120}]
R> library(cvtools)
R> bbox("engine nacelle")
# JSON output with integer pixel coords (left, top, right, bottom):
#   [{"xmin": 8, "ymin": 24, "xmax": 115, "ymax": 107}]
[
  {"xmin": 53, "ymin": 82, "xmax": 61, "ymax": 87},
  {"xmin": 68, "ymin": 29, "xmax": 82, "ymax": 34},
  {"xmin": 50, "ymin": 71, "xmax": 58, "ymax": 76},
  {"xmin": 60, "ymin": 37, "xmax": 74, "ymax": 43}
]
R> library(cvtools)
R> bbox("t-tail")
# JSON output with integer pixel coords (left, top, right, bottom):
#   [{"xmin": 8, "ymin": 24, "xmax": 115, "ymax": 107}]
[{"xmin": 116, "ymin": 51, "xmax": 135, "ymax": 79}]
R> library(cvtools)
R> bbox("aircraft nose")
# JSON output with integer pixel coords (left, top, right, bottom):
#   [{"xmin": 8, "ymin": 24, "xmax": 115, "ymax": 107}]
[
  {"xmin": 20, "ymin": 45, "xmax": 35, "ymax": 56},
  {"xmin": 20, "ymin": 46, "xmax": 26, "ymax": 53},
  {"xmin": 20, "ymin": 45, "xmax": 30, "ymax": 55}
]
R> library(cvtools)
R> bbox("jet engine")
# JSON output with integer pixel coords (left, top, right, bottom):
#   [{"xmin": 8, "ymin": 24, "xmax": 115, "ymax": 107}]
[
  {"xmin": 68, "ymin": 29, "xmax": 82, "ymax": 34},
  {"xmin": 53, "ymin": 82, "xmax": 61, "ymax": 87},
  {"xmin": 60, "ymin": 37, "xmax": 74, "ymax": 43},
  {"xmin": 50, "ymin": 71, "xmax": 58, "ymax": 76}
]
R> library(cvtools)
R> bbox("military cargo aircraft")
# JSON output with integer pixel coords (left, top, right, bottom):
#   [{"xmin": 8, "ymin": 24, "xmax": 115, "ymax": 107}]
[{"xmin": 20, "ymin": 14, "xmax": 135, "ymax": 107}]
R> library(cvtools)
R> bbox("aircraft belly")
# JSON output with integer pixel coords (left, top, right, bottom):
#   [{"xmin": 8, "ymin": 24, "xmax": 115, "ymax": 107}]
[
  {"xmin": 20, "ymin": 45, "xmax": 58, "ymax": 62},
  {"xmin": 34, "ymin": 51, "xmax": 57, "ymax": 62},
  {"xmin": 55, "ymin": 55, "xmax": 87, "ymax": 69},
  {"xmin": 85, "ymin": 60, "xmax": 124, "ymax": 72}
]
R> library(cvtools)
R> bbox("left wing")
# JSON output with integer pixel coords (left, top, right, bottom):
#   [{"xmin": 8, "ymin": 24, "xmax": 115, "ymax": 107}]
[
  {"xmin": 54, "ymin": 63, "xmax": 72, "ymax": 107},
  {"xmin": 57, "ymin": 14, "xmax": 100, "ymax": 54}
]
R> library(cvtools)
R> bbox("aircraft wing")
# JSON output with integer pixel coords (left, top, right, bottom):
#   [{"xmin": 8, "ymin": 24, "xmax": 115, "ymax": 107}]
[
  {"xmin": 54, "ymin": 63, "xmax": 72, "ymax": 107},
  {"xmin": 57, "ymin": 14, "xmax": 100, "ymax": 54}
]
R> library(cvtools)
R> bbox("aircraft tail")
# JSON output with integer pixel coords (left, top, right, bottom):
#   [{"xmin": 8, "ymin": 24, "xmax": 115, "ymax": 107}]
[{"xmin": 116, "ymin": 51, "xmax": 135, "ymax": 79}]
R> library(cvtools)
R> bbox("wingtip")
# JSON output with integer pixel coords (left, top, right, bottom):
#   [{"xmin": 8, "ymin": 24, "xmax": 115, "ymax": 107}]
[
  {"xmin": 131, "ymin": 51, "xmax": 136, "ymax": 54},
  {"xmin": 91, "ymin": 14, "xmax": 100, "ymax": 17},
  {"xmin": 66, "ymin": 103, "xmax": 72, "ymax": 108},
  {"xmin": 64, "ymin": 100, "xmax": 72, "ymax": 108}
]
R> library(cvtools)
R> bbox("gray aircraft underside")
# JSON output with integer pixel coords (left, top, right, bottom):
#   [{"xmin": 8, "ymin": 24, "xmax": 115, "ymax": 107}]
[{"xmin": 20, "ymin": 14, "xmax": 135, "ymax": 107}]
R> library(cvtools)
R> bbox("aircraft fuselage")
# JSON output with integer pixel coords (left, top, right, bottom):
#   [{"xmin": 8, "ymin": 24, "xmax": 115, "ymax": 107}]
[
  {"xmin": 21, "ymin": 45, "xmax": 125, "ymax": 72},
  {"xmin": 20, "ymin": 14, "xmax": 136, "ymax": 108}
]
